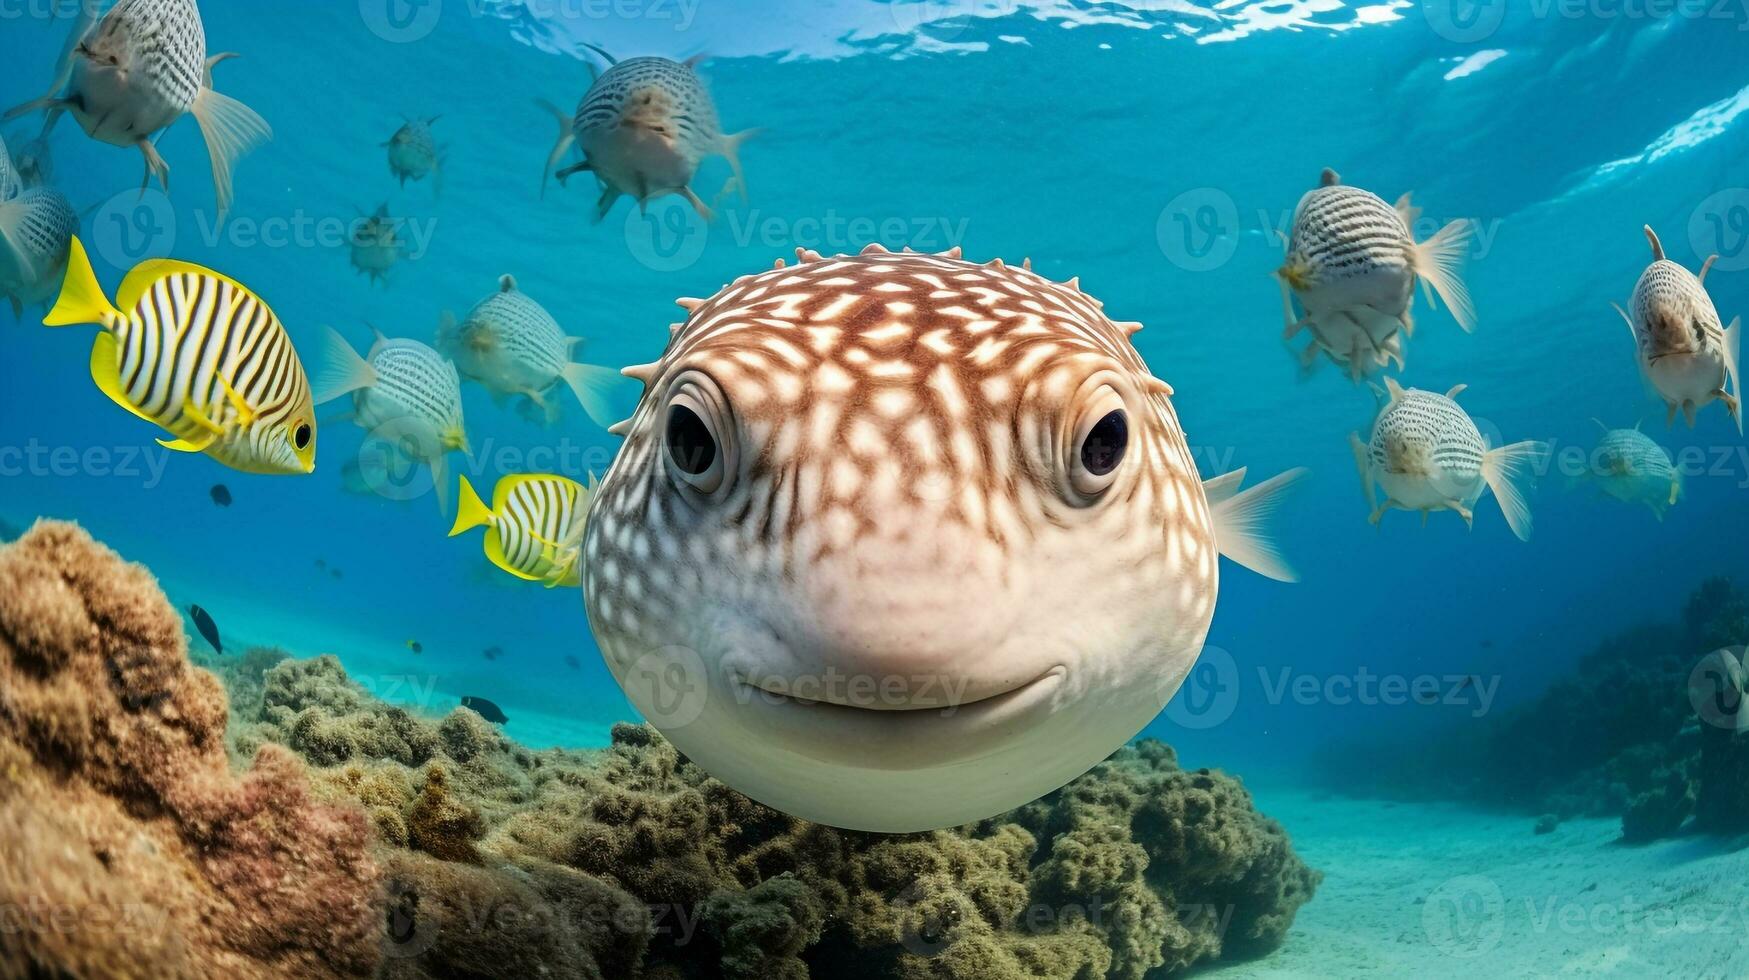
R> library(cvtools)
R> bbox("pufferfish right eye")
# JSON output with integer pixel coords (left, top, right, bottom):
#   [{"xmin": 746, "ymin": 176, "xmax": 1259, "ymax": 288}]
[{"xmin": 662, "ymin": 373, "xmax": 734, "ymax": 496}]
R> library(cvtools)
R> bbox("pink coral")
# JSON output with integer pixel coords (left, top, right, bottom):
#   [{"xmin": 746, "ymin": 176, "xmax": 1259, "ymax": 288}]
[{"xmin": 0, "ymin": 521, "xmax": 382, "ymax": 979}]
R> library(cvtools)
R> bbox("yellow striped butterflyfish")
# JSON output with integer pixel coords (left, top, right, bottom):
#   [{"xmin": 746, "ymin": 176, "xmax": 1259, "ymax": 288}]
[
  {"xmin": 44, "ymin": 236, "xmax": 316, "ymax": 474},
  {"xmin": 449, "ymin": 473, "xmax": 590, "ymax": 588}
]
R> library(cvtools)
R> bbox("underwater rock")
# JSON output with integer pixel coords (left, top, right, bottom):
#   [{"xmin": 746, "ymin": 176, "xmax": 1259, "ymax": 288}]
[
  {"xmin": 378, "ymin": 851, "xmax": 650, "ymax": 980},
  {"xmin": 407, "ymin": 765, "xmax": 487, "ymax": 863},
  {"xmin": 4, "ymin": 529, "xmax": 1316, "ymax": 980},
  {"xmin": 1620, "ymin": 767, "xmax": 1694, "ymax": 842},
  {"xmin": 244, "ymin": 650, "xmax": 1317, "ymax": 978},
  {"xmin": 1317, "ymin": 576, "xmax": 1749, "ymax": 844},
  {"xmin": 0, "ymin": 522, "xmax": 381, "ymax": 979},
  {"xmin": 1689, "ymin": 648, "xmax": 1749, "ymax": 834}
]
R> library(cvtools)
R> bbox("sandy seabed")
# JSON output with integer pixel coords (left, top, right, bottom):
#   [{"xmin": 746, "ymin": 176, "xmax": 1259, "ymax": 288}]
[{"xmin": 1217, "ymin": 789, "xmax": 1749, "ymax": 979}]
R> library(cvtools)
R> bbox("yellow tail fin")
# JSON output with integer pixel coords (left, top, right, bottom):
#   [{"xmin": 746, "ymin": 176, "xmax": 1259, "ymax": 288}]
[
  {"xmin": 44, "ymin": 237, "xmax": 121, "ymax": 328},
  {"xmin": 448, "ymin": 476, "xmax": 493, "ymax": 537}
]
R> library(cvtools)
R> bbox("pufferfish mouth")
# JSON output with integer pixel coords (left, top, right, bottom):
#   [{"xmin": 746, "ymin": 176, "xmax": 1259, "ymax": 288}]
[
  {"xmin": 730, "ymin": 665, "xmax": 1067, "ymax": 714},
  {"xmin": 721, "ymin": 663, "xmax": 1074, "ymax": 772}
]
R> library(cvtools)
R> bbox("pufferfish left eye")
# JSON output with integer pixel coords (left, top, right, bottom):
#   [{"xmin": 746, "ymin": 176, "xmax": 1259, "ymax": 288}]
[
  {"xmin": 293, "ymin": 422, "xmax": 312, "ymax": 451},
  {"xmin": 1064, "ymin": 381, "xmax": 1130, "ymax": 502}
]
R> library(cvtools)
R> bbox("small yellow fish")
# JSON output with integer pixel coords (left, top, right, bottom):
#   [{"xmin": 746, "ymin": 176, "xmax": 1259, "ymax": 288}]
[
  {"xmin": 449, "ymin": 474, "xmax": 590, "ymax": 588},
  {"xmin": 44, "ymin": 237, "xmax": 315, "ymax": 474}
]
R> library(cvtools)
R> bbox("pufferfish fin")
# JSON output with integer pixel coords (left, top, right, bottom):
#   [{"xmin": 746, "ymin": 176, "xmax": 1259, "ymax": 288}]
[
  {"xmin": 1205, "ymin": 467, "xmax": 1308, "ymax": 583},
  {"xmin": 1349, "ymin": 432, "xmax": 1377, "ymax": 514},
  {"xmin": 1200, "ymin": 468, "xmax": 1246, "ymax": 506},
  {"xmin": 1382, "ymin": 376, "xmax": 1407, "ymax": 408}
]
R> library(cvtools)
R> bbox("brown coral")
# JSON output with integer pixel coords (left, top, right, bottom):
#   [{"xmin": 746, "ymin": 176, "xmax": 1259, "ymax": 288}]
[{"xmin": 0, "ymin": 521, "xmax": 382, "ymax": 980}]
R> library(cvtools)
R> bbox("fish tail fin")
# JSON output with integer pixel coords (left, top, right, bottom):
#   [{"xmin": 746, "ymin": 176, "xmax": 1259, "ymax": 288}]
[
  {"xmin": 1410, "ymin": 218, "xmax": 1477, "ymax": 333},
  {"xmin": 1480, "ymin": 440, "xmax": 1549, "ymax": 543},
  {"xmin": 314, "ymin": 326, "xmax": 376, "ymax": 404},
  {"xmin": 536, "ymin": 99, "xmax": 575, "ymax": 200},
  {"xmin": 189, "ymin": 64, "xmax": 271, "ymax": 216},
  {"xmin": 44, "ymin": 237, "xmax": 120, "ymax": 328},
  {"xmin": 719, "ymin": 127, "xmax": 759, "ymax": 202},
  {"xmin": 448, "ymin": 477, "xmax": 493, "ymax": 537},
  {"xmin": 1724, "ymin": 315, "xmax": 1741, "ymax": 436},
  {"xmin": 561, "ymin": 361, "xmax": 621, "ymax": 429},
  {"xmin": 1206, "ymin": 466, "xmax": 1308, "ymax": 583}
]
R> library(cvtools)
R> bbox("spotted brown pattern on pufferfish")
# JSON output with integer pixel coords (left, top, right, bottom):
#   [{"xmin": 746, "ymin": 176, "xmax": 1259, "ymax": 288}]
[{"xmin": 579, "ymin": 244, "xmax": 1303, "ymax": 832}]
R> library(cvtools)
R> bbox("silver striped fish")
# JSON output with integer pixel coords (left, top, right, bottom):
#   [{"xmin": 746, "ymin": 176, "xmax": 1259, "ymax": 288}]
[
  {"xmin": 437, "ymin": 274, "xmax": 618, "ymax": 429},
  {"xmin": 4, "ymin": 0, "xmax": 270, "ymax": 213},
  {"xmin": 1578, "ymin": 421, "xmax": 1681, "ymax": 520},
  {"xmin": 384, "ymin": 116, "xmax": 442, "ymax": 189},
  {"xmin": 1277, "ymin": 168, "xmax": 1476, "ymax": 382},
  {"xmin": 0, "ymin": 184, "xmax": 77, "ymax": 318},
  {"xmin": 44, "ymin": 237, "xmax": 316, "ymax": 474},
  {"xmin": 449, "ymin": 473, "xmax": 590, "ymax": 588},
  {"xmin": 1612, "ymin": 226, "xmax": 1741, "ymax": 432},
  {"xmin": 538, "ymin": 49, "xmax": 754, "ymax": 221},
  {"xmin": 316, "ymin": 327, "xmax": 469, "ymax": 513},
  {"xmin": 581, "ymin": 243, "xmax": 1305, "ymax": 833},
  {"xmin": 1349, "ymin": 378, "xmax": 1545, "ymax": 541}
]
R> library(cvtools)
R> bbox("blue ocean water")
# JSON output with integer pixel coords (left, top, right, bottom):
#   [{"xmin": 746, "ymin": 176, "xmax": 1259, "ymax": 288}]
[{"xmin": 1, "ymin": 0, "xmax": 1746, "ymax": 788}]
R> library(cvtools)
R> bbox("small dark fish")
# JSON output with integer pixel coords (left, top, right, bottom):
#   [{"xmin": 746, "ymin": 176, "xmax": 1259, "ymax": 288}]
[
  {"xmin": 407, "ymin": 640, "xmax": 423, "ymax": 654},
  {"xmin": 564, "ymin": 655, "xmax": 581, "ymax": 671},
  {"xmin": 209, "ymin": 484, "xmax": 232, "ymax": 507},
  {"xmin": 331, "ymin": 568, "xmax": 344, "ymax": 580},
  {"xmin": 188, "ymin": 605, "xmax": 222, "ymax": 655},
  {"xmin": 1455, "ymin": 675, "xmax": 1476, "ymax": 694},
  {"xmin": 461, "ymin": 696, "xmax": 508, "ymax": 725},
  {"xmin": 1480, "ymin": 639, "xmax": 1494, "ymax": 649},
  {"xmin": 315, "ymin": 558, "xmax": 327, "ymax": 570},
  {"xmin": 483, "ymin": 646, "xmax": 504, "ymax": 661}
]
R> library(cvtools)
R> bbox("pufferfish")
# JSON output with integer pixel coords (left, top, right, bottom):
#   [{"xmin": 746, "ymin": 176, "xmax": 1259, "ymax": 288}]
[
  {"xmin": 1276, "ymin": 168, "xmax": 1476, "ymax": 382},
  {"xmin": 5, "ymin": 0, "xmax": 270, "ymax": 213},
  {"xmin": 43, "ymin": 237, "xmax": 316, "ymax": 474},
  {"xmin": 538, "ymin": 48, "xmax": 754, "ymax": 221},
  {"xmin": 437, "ymin": 274, "xmax": 619, "ymax": 429},
  {"xmin": 1613, "ymin": 226, "xmax": 1740, "ymax": 432},
  {"xmin": 581, "ymin": 244, "xmax": 1306, "ymax": 833},
  {"xmin": 1349, "ymin": 378, "xmax": 1546, "ymax": 541},
  {"xmin": 384, "ymin": 116, "xmax": 442, "ymax": 190},
  {"xmin": 349, "ymin": 204, "xmax": 403, "ymax": 286},
  {"xmin": 1574, "ymin": 421, "xmax": 1682, "ymax": 520}
]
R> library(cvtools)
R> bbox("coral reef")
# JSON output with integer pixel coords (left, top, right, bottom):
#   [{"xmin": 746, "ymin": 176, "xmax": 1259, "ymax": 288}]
[
  {"xmin": 230, "ymin": 644, "xmax": 1319, "ymax": 977},
  {"xmin": 0, "ymin": 521, "xmax": 380, "ymax": 979},
  {"xmin": 0, "ymin": 519, "xmax": 1320, "ymax": 979},
  {"xmin": 1317, "ymin": 576, "xmax": 1749, "ymax": 843}
]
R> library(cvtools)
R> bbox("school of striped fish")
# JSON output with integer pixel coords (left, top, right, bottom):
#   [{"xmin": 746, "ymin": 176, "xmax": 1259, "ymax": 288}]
[{"xmin": 8, "ymin": 2, "xmax": 1745, "ymax": 830}]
